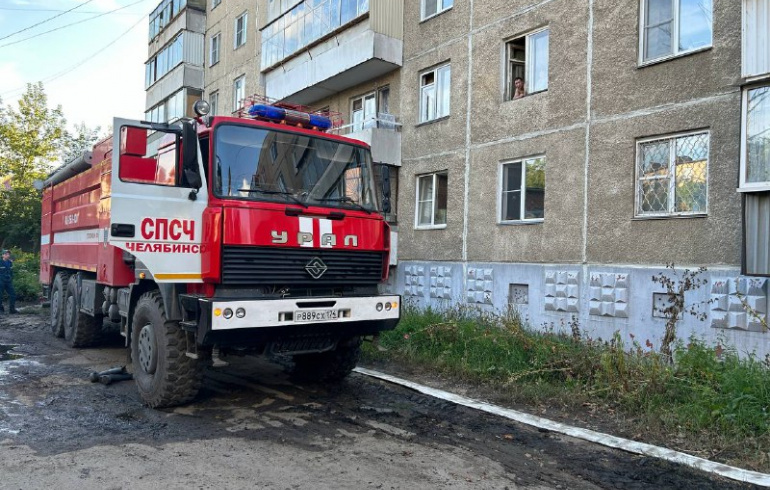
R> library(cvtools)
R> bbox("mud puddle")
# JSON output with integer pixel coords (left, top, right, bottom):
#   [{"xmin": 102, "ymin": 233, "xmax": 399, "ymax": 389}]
[{"xmin": 0, "ymin": 344, "xmax": 22, "ymax": 362}]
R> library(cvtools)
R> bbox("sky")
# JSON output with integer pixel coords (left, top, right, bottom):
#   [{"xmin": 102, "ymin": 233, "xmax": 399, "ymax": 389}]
[{"xmin": 0, "ymin": 0, "xmax": 159, "ymax": 133}]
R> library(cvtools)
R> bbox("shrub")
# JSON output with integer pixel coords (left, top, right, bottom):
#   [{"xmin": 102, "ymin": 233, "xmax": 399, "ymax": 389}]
[{"xmin": 6, "ymin": 248, "xmax": 41, "ymax": 302}]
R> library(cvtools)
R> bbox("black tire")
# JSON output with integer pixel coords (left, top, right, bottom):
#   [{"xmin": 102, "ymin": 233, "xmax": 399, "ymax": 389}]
[
  {"xmin": 292, "ymin": 337, "xmax": 362, "ymax": 382},
  {"xmin": 131, "ymin": 291, "xmax": 202, "ymax": 408},
  {"xmin": 63, "ymin": 275, "xmax": 102, "ymax": 348},
  {"xmin": 50, "ymin": 271, "xmax": 70, "ymax": 338}
]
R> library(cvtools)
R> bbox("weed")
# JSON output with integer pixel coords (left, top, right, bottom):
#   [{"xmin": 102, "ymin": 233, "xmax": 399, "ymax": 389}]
[
  {"xmin": 364, "ymin": 305, "xmax": 770, "ymax": 470},
  {"xmin": 651, "ymin": 263, "xmax": 709, "ymax": 361}
]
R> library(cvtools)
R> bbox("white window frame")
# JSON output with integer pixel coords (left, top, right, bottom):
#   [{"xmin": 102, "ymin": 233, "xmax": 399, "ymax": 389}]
[
  {"xmin": 498, "ymin": 156, "xmax": 546, "ymax": 224},
  {"xmin": 419, "ymin": 63, "xmax": 451, "ymax": 123},
  {"xmin": 505, "ymin": 28, "xmax": 550, "ymax": 100},
  {"xmin": 638, "ymin": 0, "xmax": 713, "ymax": 66},
  {"xmin": 740, "ymin": 84, "xmax": 770, "ymax": 192},
  {"xmin": 234, "ymin": 12, "xmax": 248, "ymax": 49},
  {"xmin": 233, "ymin": 76, "xmax": 245, "ymax": 112},
  {"xmin": 209, "ymin": 91, "xmax": 219, "ymax": 116},
  {"xmin": 350, "ymin": 92, "xmax": 376, "ymax": 132},
  {"xmin": 634, "ymin": 130, "xmax": 710, "ymax": 217},
  {"xmin": 421, "ymin": 0, "xmax": 453, "ymax": 21},
  {"xmin": 210, "ymin": 33, "xmax": 221, "ymax": 66},
  {"xmin": 415, "ymin": 172, "xmax": 448, "ymax": 230}
]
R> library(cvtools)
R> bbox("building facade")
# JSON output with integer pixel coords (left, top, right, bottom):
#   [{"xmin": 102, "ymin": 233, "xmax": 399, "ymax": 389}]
[
  {"xmin": 202, "ymin": 0, "xmax": 770, "ymax": 356},
  {"xmin": 145, "ymin": 0, "xmax": 207, "ymax": 132}
]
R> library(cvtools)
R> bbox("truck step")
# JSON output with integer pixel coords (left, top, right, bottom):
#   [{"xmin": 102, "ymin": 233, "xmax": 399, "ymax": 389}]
[{"xmin": 180, "ymin": 320, "xmax": 198, "ymax": 332}]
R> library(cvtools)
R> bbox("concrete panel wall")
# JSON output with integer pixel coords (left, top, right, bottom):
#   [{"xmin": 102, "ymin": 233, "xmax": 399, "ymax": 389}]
[
  {"xmin": 204, "ymin": 0, "xmax": 262, "ymax": 114},
  {"xmin": 467, "ymin": 128, "xmax": 586, "ymax": 264},
  {"xmin": 587, "ymin": 94, "xmax": 742, "ymax": 266}
]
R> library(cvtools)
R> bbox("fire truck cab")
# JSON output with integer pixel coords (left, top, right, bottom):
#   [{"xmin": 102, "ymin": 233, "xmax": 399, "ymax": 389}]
[{"xmin": 41, "ymin": 99, "xmax": 400, "ymax": 408}]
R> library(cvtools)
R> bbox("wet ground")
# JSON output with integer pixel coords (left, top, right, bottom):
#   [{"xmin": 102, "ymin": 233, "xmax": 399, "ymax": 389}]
[{"xmin": 0, "ymin": 309, "xmax": 760, "ymax": 489}]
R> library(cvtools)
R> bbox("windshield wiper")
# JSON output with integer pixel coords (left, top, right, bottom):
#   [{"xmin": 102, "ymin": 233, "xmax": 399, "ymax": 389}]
[
  {"xmin": 238, "ymin": 188, "xmax": 308, "ymax": 208},
  {"xmin": 315, "ymin": 196, "xmax": 372, "ymax": 214}
]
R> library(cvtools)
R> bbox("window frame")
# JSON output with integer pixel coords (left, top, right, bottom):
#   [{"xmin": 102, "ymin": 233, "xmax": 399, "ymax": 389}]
[
  {"xmin": 638, "ymin": 0, "xmax": 713, "ymax": 66},
  {"xmin": 234, "ymin": 12, "xmax": 248, "ymax": 49},
  {"xmin": 209, "ymin": 91, "xmax": 219, "ymax": 116},
  {"xmin": 414, "ymin": 171, "xmax": 448, "ymax": 230},
  {"xmin": 634, "ymin": 129, "xmax": 711, "ymax": 218},
  {"xmin": 505, "ymin": 27, "xmax": 550, "ymax": 100},
  {"xmin": 740, "ymin": 84, "xmax": 770, "ymax": 192},
  {"xmin": 350, "ymin": 91, "xmax": 377, "ymax": 132},
  {"xmin": 419, "ymin": 63, "xmax": 451, "ymax": 123},
  {"xmin": 210, "ymin": 32, "xmax": 221, "ymax": 66},
  {"xmin": 421, "ymin": 0, "xmax": 453, "ymax": 21},
  {"xmin": 498, "ymin": 155, "xmax": 546, "ymax": 225},
  {"xmin": 233, "ymin": 76, "xmax": 245, "ymax": 113}
]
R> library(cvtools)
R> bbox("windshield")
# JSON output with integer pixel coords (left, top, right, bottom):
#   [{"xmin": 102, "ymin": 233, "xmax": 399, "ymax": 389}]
[{"xmin": 213, "ymin": 124, "xmax": 378, "ymax": 212}]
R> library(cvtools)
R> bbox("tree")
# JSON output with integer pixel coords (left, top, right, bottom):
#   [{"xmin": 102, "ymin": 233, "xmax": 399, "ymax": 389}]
[
  {"xmin": 0, "ymin": 82, "xmax": 67, "ymax": 251},
  {"xmin": 61, "ymin": 121, "xmax": 101, "ymax": 163}
]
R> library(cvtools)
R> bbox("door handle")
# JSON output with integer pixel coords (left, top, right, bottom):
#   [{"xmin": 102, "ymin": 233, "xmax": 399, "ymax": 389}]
[{"xmin": 111, "ymin": 223, "xmax": 135, "ymax": 237}]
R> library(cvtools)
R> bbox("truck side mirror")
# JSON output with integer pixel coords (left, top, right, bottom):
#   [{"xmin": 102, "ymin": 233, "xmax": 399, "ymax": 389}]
[
  {"xmin": 380, "ymin": 165, "xmax": 391, "ymax": 214},
  {"xmin": 181, "ymin": 121, "xmax": 202, "ymax": 190}
]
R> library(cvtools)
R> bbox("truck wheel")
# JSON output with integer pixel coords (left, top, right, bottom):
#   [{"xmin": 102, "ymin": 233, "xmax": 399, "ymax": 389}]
[
  {"xmin": 292, "ymin": 337, "xmax": 362, "ymax": 382},
  {"xmin": 50, "ymin": 271, "xmax": 71, "ymax": 337},
  {"xmin": 131, "ymin": 291, "xmax": 202, "ymax": 408},
  {"xmin": 63, "ymin": 276, "xmax": 102, "ymax": 348}
]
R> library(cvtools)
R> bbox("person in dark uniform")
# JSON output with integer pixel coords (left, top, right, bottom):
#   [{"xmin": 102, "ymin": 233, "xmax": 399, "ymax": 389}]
[{"xmin": 0, "ymin": 250, "xmax": 17, "ymax": 314}]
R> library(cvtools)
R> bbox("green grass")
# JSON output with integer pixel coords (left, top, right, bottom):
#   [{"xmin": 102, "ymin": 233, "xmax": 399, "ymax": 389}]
[{"xmin": 363, "ymin": 303, "xmax": 770, "ymax": 466}]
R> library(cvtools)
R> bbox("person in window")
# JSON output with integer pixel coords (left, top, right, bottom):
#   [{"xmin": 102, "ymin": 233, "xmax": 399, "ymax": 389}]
[{"xmin": 513, "ymin": 77, "xmax": 527, "ymax": 99}]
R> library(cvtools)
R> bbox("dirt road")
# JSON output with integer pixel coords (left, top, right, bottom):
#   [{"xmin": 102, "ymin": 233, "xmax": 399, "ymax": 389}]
[{"xmin": 0, "ymin": 310, "xmax": 758, "ymax": 489}]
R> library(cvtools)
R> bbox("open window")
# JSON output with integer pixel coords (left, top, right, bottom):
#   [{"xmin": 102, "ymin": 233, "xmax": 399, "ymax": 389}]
[{"xmin": 505, "ymin": 28, "xmax": 549, "ymax": 100}]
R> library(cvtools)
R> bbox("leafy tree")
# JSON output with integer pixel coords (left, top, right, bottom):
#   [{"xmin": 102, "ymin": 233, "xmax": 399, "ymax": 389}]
[
  {"xmin": 0, "ymin": 82, "xmax": 67, "ymax": 251},
  {"xmin": 62, "ymin": 121, "xmax": 101, "ymax": 163}
]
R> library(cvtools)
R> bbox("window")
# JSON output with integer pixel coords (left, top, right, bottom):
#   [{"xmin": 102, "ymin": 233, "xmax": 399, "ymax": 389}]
[
  {"xmin": 350, "ymin": 87, "xmax": 391, "ymax": 132},
  {"xmin": 741, "ymin": 86, "xmax": 770, "ymax": 191},
  {"xmin": 505, "ymin": 29, "xmax": 549, "ymax": 99},
  {"xmin": 422, "ymin": 0, "xmax": 453, "ymax": 20},
  {"xmin": 351, "ymin": 93, "xmax": 376, "ymax": 132},
  {"xmin": 415, "ymin": 172, "xmax": 448, "ymax": 228},
  {"xmin": 636, "ymin": 131, "xmax": 709, "ymax": 216},
  {"xmin": 500, "ymin": 157, "xmax": 545, "ymax": 222},
  {"xmin": 209, "ymin": 91, "xmax": 219, "ymax": 116},
  {"xmin": 234, "ymin": 12, "xmax": 247, "ymax": 49},
  {"xmin": 420, "ymin": 64, "xmax": 451, "ymax": 123},
  {"xmin": 640, "ymin": 0, "xmax": 713, "ymax": 64},
  {"xmin": 261, "ymin": 0, "xmax": 370, "ymax": 67},
  {"xmin": 233, "ymin": 76, "xmax": 245, "ymax": 112},
  {"xmin": 212, "ymin": 0, "xmax": 221, "ymax": 8},
  {"xmin": 744, "ymin": 0, "xmax": 770, "ymax": 78},
  {"xmin": 210, "ymin": 33, "xmax": 221, "ymax": 66},
  {"xmin": 144, "ymin": 33, "xmax": 184, "ymax": 88}
]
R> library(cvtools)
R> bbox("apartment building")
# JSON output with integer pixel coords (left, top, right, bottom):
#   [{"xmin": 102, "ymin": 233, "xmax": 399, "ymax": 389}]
[
  {"xmin": 144, "ymin": 0, "xmax": 206, "ymax": 136},
  {"xmin": 203, "ymin": 0, "xmax": 770, "ymax": 356}
]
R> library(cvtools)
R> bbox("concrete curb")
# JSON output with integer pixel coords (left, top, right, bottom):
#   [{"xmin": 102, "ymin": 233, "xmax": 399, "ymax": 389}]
[{"xmin": 355, "ymin": 367, "xmax": 770, "ymax": 487}]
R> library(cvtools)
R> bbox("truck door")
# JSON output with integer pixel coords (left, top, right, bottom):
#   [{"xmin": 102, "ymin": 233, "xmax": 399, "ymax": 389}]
[{"xmin": 109, "ymin": 118, "xmax": 208, "ymax": 283}]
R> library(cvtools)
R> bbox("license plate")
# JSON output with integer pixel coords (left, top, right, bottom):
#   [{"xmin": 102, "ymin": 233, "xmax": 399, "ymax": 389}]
[{"xmin": 294, "ymin": 309, "xmax": 339, "ymax": 322}]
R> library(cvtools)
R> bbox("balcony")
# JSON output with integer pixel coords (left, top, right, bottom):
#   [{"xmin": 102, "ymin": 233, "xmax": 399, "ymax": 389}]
[
  {"xmin": 261, "ymin": 0, "xmax": 404, "ymax": 105},
  {"xmin": 332, "ymin": 115, "xmax": 402, "ymax": 166}
]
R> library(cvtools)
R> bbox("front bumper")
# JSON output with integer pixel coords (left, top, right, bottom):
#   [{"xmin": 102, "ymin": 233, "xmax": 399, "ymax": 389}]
[{"xmin": 206, "ymin": 295, "xmax": 401, "ymax": 331}]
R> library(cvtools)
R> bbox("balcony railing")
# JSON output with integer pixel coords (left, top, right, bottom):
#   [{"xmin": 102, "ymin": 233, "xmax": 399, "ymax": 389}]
[{"xmin": 330, "ymin": 113, "xmax": 401, "ymax": 136}]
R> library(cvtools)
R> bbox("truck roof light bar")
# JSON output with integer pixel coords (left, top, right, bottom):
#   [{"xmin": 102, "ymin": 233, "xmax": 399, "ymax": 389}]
[{"xmin": 235, "ymin": 94, "xmax": 342, "ymax": 133}]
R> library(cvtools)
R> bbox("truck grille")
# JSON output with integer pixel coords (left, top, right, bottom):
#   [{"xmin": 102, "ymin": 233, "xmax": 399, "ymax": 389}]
[{"xmin": 221, "ymin": 246, "xmax": 385, "ymax": 287}]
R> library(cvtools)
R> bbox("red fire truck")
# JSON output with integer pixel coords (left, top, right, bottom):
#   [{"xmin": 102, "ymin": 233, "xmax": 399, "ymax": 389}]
[{"xmin": 40, "ymin": 99, "xmax": 400, "ymax": 407}]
